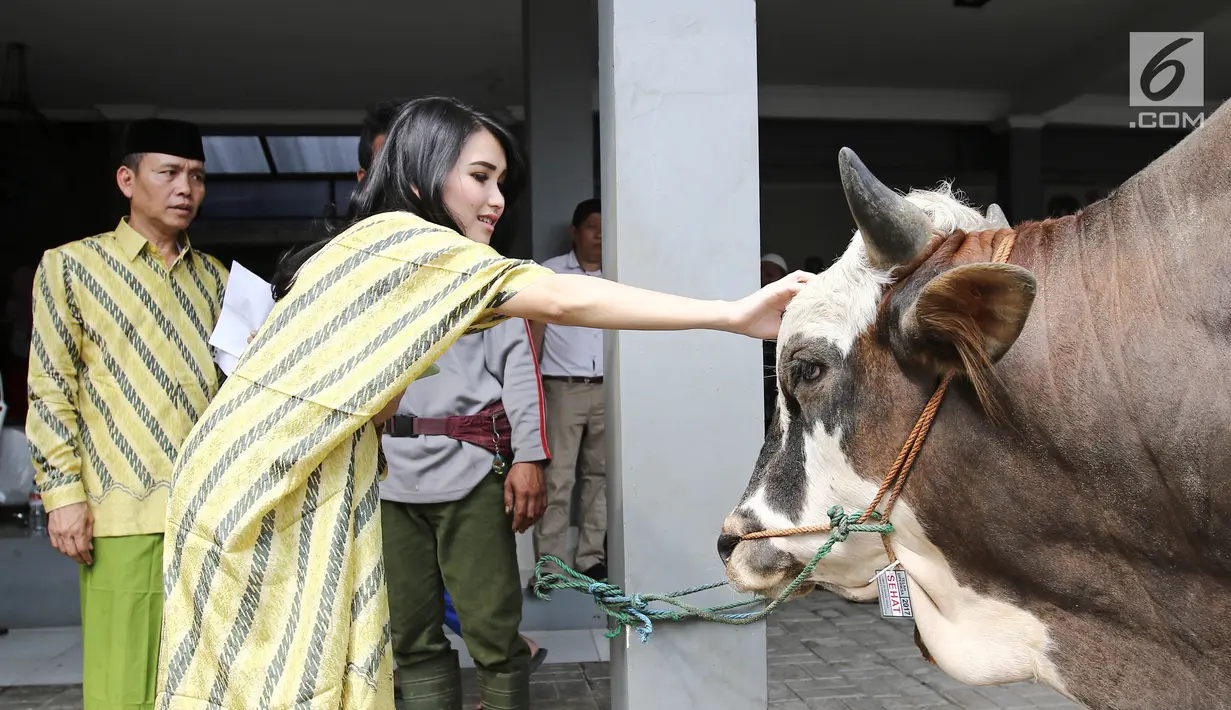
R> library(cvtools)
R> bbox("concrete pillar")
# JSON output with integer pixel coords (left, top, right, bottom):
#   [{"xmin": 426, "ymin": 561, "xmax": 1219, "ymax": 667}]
[
  {"xmin": 599, "ymin": 1, "xmax": 767, "ymax": 708},
  {"xmin": 522, "ymin": 0, "xmax": 597, "ymax": 262},
  {"xmin": 516, "ymin": 0, "xmax": 608, "ymax": 633},
  {"xmin": 995, "ymin": 115, "xmax": 1045, "ymax": 223}
]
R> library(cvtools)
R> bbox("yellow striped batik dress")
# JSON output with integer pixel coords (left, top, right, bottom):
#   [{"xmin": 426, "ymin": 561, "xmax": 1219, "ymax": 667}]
[
  {"xmin": 26, "ymin": 218, "xmax": 228, "ymax": 536},
  {"xmin": 156, "ymin": 212, "xmax": 551, "ymax": 709}
]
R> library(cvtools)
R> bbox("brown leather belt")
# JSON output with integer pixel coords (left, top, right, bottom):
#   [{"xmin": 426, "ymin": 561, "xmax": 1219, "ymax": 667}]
[{"xmin": 542, "ymin": 375, "xmax": 603, "ymax": 384}]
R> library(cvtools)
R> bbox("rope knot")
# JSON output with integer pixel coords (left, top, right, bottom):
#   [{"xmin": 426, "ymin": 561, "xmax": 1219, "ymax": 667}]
[
  {"xmin": 587, "ymin": 582, "xmax": 623, "ymax": 603},
  {"xmin": 826, "ymin": 505, "xmax": 853, "ymax": 542}
]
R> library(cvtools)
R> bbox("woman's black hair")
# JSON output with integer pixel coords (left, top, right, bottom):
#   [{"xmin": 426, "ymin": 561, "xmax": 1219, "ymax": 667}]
[{"xmin": 270, "ymin": 96, "xmax": 526, "ymax": 301}]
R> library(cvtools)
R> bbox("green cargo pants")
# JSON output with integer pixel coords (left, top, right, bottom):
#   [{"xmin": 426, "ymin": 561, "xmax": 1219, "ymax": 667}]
[{"xmin": 382, "ymin": 471, "xmax": 531, "ymax": 708}]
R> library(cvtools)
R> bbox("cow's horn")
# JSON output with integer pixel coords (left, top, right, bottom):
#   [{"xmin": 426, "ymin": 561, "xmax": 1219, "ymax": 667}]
[
  {"xmin": 838, "ymin": 147, "xmax": 931, "ymax": 268},
  {"xmin": 986, "ymin": 203, "xmax": 1009, "ymax": 228}
]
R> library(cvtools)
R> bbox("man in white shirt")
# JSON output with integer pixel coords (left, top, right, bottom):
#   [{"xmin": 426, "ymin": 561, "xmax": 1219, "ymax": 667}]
[{"xmin": 529, "ymin": 198, "xmax": 607, "ymax": 580}]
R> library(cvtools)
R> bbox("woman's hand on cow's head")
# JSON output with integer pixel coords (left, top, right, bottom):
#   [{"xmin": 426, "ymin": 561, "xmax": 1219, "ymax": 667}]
[{"xmin": 730, "ymin": 270, "xmax": 815, "ymax": 340}]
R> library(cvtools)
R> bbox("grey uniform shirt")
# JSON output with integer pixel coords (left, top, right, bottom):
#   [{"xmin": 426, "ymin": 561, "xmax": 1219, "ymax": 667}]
[{"xmin": 379, "ymin": 318, "xmax": 550, "ymax": 504}]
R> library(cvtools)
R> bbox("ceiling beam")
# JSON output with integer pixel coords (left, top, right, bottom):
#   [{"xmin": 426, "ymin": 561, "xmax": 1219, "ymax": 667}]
[
  {"xmin": 1008, "ymin": 0, "xmax": 1231, "ymax": 116},
  {"xmin": 42, "ymin": 89, "xmax": 1226, "ymax": 129}
]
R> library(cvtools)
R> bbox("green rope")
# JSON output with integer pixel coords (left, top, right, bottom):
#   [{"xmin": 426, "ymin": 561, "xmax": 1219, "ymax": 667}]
[{"xmin": 531, "ymin": 505, "xmax": 893, "ymax": 642}]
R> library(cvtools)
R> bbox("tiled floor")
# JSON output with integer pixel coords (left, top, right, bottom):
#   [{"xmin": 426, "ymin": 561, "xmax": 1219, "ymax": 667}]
[
  {"xmin": 0, "ymin": 685, "xmax": 82, "ymax": 710},
  {"xmin": 1, "ymin": 590, "xmax": 1081, "ymax": 709}
]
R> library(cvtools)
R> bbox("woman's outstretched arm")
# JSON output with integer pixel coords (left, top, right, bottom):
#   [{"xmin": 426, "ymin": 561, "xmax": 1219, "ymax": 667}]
[{"xmin": 495, "ymin": 270, "xmax": 814, "ymax": 340}]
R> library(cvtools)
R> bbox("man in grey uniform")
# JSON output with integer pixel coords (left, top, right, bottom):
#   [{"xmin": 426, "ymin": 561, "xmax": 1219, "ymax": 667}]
[{"xmin": 379, "ymin": 315, "xmax": 550, "ymax": 709}]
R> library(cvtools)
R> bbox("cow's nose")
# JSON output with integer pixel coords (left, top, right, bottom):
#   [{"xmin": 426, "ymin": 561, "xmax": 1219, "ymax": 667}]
[{"xmin": 717, "ymin": 532, "xmax": 741, "ymax": 564}]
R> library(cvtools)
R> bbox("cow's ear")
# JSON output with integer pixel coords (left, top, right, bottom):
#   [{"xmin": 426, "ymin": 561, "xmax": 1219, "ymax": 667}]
[{"xmin": 898, "ymin": 263, "xmax": 1035, "ymax": 397}]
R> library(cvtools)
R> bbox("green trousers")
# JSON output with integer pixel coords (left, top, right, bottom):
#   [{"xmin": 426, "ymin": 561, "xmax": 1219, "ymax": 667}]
[
  {"xmin": 79, "ymin": 534, "xmax": 164, "ymax": 710},
  {"xmin": 382, "ymin": 471, "xmax": 531, "ymax": 702}
]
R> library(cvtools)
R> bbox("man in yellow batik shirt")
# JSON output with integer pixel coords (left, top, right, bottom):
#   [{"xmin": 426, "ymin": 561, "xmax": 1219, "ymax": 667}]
[{"xmin": 25, "ymin": 118, "xmax": 229, "ymax": 710}]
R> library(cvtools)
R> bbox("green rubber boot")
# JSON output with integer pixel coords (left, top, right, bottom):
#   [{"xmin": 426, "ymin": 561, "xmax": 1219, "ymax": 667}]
[
  {"xmin": 399, "ymin": 651, "xmax": 463, "ymax": 710},
  {"xmin": 475, "ymin": 667, "xmax": 530, "ymax": 710}
]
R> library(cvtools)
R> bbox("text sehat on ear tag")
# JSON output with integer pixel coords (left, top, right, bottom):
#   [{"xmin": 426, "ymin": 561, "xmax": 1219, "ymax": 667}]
[{"xmin": 871, "ymin": 561, "xmax": 913, "ymax": 619}]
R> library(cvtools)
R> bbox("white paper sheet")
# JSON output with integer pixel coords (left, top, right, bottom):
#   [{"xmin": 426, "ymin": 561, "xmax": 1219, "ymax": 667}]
[{"xmin": 209, "ymin": 261, "xmax": 275, "ymax": 376}]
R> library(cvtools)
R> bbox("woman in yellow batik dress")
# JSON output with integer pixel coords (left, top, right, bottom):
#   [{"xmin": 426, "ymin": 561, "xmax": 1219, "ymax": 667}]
[{"xmin": 156, "ymin": 96, "xmax": 812, "ymax": 710}]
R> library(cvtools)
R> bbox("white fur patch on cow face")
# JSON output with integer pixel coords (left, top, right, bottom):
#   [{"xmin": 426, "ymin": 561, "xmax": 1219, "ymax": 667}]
[
  {"xmin": 781, "ymin": 237, "xmax": 892, "ymax": 358},
  {"xmin": 733, "ymin": 419, "xmax": 890, "ymax": 598},
  {"xmin": 797, "ymin": 418, "xmax": 890, "ymax": 590}
]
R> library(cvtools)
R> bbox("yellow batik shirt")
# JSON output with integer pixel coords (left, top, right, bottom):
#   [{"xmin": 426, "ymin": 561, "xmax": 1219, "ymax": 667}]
[{"xmin": 27, "ymin": 218, "xmax": 229, "ymax": 537}]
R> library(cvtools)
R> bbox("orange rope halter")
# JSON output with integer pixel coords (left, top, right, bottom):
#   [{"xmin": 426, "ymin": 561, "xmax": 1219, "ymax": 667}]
[{"xmin": 741, "ymin": 231, "xmax": 1018, "ymax": 564}]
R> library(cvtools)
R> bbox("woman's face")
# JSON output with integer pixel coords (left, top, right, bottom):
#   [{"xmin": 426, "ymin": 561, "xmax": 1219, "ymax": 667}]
[{"xmin": 442, "ymin": 128, "xmax": 508, "ymax": 244}]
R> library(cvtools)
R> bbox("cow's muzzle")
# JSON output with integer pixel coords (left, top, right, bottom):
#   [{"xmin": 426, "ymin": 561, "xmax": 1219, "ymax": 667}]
[{"xmin": 718, "ymin": 511, "xmax": 808, "ymax": 597}]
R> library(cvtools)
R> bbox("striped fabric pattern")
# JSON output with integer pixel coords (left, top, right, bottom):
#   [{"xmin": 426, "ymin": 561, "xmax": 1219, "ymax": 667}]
[
  {"xmin": 26, "ymin": 219, "xmax": 228, "ymax": 537},
  {"xmin": 157, "ymin": 211, "xmax": 551, "ymax": 709}
]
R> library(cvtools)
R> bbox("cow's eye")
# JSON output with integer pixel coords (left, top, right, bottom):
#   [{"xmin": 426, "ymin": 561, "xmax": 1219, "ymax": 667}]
[{"xmin": 798, "ymin": 360, "xmax": 825, "ymax": 383}]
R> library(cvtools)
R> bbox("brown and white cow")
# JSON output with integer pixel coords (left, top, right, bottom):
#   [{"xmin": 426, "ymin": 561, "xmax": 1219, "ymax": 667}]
[{"xmin": 720, "ymin": 101, "xmax": 1231, "ymax": 709}]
